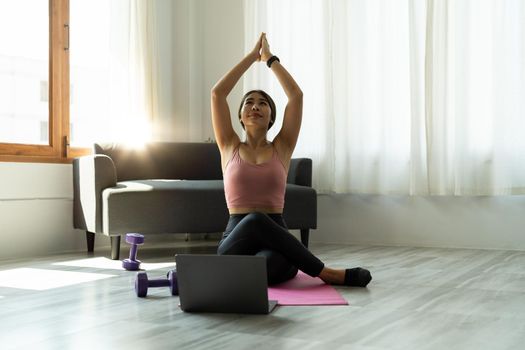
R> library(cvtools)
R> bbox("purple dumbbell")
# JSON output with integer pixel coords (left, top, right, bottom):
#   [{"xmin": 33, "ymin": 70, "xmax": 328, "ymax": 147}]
[
  {"xmin": 135, "ymin": 269, "xmax": 178, "ymax": 298},
  {"xmin": 122, "ymin": 233, "xmax": 145, "ymax": 271}
]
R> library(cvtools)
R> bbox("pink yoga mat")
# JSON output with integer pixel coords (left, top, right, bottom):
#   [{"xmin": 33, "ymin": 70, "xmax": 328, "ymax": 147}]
[{"xmin": 268, "ymin": 271, "xmax": 348, "ymax": 306}]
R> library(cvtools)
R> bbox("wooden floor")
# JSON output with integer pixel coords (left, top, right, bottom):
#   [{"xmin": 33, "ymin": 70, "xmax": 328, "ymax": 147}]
[{"xmin": 1, "ymin": 240, "xmax": 525, "ymax": 350}]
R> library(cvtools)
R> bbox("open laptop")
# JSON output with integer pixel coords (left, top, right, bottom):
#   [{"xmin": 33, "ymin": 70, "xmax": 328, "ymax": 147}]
[{"xmin": 175, "ymin": 254, "xmax": 278, "ymax": 314}]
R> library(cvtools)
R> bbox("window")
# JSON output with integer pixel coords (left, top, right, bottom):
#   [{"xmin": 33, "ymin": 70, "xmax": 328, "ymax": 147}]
[
  {"xmin": 0, "ymin": 0, "xmax": 89, "ymax": 163},
  {"xmin": 0, "ymin": 0, "xmax": 48, "ymax": 145}
]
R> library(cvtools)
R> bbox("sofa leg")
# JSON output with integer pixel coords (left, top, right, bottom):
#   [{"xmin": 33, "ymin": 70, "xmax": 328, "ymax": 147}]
[
  {"xmin": 86, "ymin": 231, "xmax": 95, "ymax": 253},
  {"xmin": 300, "ymin": 229, "xmax": 309, "ymax": 248},
  {"xmin": 110, "ymin": 236, "xmax": 121, "ymax": 260}
]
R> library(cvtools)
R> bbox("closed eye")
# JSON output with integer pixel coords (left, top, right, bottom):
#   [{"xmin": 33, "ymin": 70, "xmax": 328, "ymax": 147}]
[{"xmin": 244, "ymin": 97, "xmax": 269, "ymax": 107}]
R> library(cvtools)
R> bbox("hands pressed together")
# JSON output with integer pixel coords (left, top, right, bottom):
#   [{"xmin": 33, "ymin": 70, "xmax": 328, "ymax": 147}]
[{"xmin": 250, "ymin": 32, "xmax": 273, "ymax": 63}]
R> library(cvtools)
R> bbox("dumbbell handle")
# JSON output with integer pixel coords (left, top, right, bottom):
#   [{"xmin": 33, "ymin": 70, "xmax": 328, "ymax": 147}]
[
  {"xmin": 129, "ymin": 244, "xmax": 138, "ymax": 260},
  {"xmin": 148, "ymin": 279, "xmax": 170, "ymax": 288}
]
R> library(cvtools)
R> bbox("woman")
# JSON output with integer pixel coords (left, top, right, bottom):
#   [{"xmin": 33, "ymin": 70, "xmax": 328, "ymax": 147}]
[{"xmin": 211, "ymin": 33, "xmax": 371, "ymax": 287}]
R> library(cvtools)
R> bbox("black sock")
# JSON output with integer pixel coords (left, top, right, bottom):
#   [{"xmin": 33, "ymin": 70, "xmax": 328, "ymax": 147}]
[{"xmin": 344, "ymin": 267, "xmax": 372, "ymax": 287}]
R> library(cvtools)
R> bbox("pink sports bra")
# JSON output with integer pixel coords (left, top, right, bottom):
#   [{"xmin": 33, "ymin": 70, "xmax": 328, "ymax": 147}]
[{"xmin": 223, "ymin": 144, "xmax": 287, "ymax": 209}]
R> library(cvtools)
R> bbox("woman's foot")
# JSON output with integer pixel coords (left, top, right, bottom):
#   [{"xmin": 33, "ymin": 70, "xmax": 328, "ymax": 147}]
[
  {"xmin": 319, "ymin": 267, "xmax": 372, "ymax": 287},
  {"xmin": 344, "ymin": 267, "xmax": 372, "ymax": 287}
]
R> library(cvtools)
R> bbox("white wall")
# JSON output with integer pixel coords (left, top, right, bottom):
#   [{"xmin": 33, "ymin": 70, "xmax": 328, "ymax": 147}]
[
  {"xmin": 315, "ymin": 194, "xmax": 525, "ymax": 251},
  {"xmin": 0, "ymin": 163, "xmax": 93, "ymax": 259}
]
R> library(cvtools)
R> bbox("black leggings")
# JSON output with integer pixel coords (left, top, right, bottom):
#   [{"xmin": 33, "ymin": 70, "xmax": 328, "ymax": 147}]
[{"xmin": 217, "ymin": 212, "xmax": 324, "ymax": 285}]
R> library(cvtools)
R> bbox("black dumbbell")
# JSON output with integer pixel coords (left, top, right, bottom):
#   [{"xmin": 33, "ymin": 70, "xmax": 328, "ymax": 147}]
[
  {"xmin": 122, "ymin": 233, "xmax": 144, "ymax": 271},
  {"xmin": 135, "ymin": 269, "xmax": 178, "ymax": 298}
]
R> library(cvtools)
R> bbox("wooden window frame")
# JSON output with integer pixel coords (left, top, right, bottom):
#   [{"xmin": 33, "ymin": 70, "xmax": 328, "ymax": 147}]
[{"xmin": 0, "ymin": 0, "xmax": 90, "ymax": 164}]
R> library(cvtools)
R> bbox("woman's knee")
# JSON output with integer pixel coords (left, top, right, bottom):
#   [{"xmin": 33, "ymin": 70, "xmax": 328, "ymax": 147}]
[{"xmin": 217, "ymin": 234, "xmax": 258, "ymax": 256}]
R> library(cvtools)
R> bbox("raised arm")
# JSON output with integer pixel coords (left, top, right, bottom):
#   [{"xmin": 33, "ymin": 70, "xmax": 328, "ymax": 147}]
[
  {"xmin": 211, "ymin": 34, "xmax": 263, "ymax": 151},
  {"xmin": 261, "ymin": 34, "xmax": 303, "ymax": 155}
]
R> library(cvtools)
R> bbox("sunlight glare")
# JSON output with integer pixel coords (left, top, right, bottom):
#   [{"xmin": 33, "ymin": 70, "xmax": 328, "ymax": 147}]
[{"xmin": 0, "ymin": 268, "xmax": 115, "ymax": 291}]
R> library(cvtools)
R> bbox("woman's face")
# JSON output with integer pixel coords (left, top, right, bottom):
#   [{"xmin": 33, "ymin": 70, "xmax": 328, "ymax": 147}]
[{"xmin": 240, "ymin": 92, "xmax": 272, "ymax": 130}]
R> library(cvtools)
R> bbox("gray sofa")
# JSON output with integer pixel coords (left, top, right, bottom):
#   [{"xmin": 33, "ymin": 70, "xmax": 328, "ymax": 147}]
[{"xmin": 73, "ymin": 142, "xmax": 317, "ymax": 260}]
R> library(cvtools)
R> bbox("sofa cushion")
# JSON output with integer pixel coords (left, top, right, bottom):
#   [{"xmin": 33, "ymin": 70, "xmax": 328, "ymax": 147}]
[
  {"xmin": 102, "ymin": 180, "xmax": 228, "ymax": 235},
  {"xmin": 102, "ymin": 180, "xmax": 317, "ymax": 235}
]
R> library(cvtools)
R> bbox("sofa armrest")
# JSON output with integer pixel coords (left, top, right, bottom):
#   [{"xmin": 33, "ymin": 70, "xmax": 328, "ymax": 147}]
[
  {"xmin": 73, "ymin": 154, "xmax": 117, "ymax": 234},
  {"xmin": 287, "ymin": 158, "xmax": 312, "ymax": 187}
]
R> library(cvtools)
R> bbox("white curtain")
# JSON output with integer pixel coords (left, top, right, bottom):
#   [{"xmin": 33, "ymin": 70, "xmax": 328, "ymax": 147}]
[
  {"xmin": 243, "ymin": 0, "xmax": 525, "ymax": 195},
  {"xmin": 70, "ymin": 0, "xmax": 159, "ymax": 146},
  {"xmin": 127, "ymin": 0, "xmax": 159, "ymax": 142}
]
